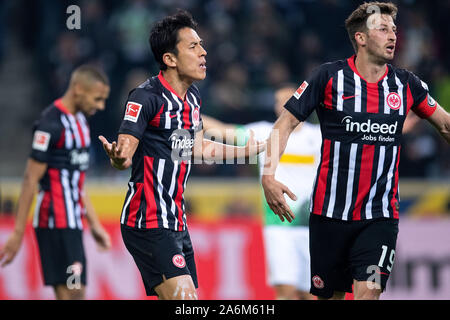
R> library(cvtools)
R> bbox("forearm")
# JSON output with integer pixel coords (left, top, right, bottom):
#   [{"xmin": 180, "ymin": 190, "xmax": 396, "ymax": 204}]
[
  {"xmin": 200, "ymin": 139, "xmax": 247, "ymax": 161},
  {"xmin": 14, "ymin": 176, "xmax": 38, "ymax": 236},
  {"xmin": 428, "ymin": 104, "xmax": 450, "ymax": 144},
  {"xmin": 262, "ymin": 112, "xmax": 298, "ymax": 177}
]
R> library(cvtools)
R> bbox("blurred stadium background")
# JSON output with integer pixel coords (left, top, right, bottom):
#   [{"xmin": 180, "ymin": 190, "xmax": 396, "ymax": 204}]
[{"xmin": 0, "ymin": 0, "xmax": 449, "ymax": 300}]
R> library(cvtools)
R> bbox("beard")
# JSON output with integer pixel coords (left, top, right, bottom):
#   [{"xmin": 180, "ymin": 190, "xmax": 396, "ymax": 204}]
[{"xmin": 366, "ymin": 41, "xmax": 394, "ymax": 65}]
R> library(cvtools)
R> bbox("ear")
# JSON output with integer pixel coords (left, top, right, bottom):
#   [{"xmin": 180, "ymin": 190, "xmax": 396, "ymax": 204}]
[
  {"xmin": 162, "ymin": 52, "xmax": 177, "ymax": 68},
  {"xmin": 355, "ymin": 31, "xmax": 367, "ymax": 48},
  {"xmin": 73, "ymin": 82, "xmax": 83, "ymax": 95}
]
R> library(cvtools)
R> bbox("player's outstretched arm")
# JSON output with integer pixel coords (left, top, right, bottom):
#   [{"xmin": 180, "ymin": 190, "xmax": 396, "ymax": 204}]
[
  {"xmin": 427, "ymin": 104, "xmax": 450, "ymax": 144},
  {"xmin": 193, "ymin": 129, "xmax": 265, "ymax": 161},
  {"xmin": 82, "ymin": 192, "xmax": 111, "ymax": 251},
  {"xmin": 0, "ymin": 159, "xmax": 47, "ymax": 267},
  {"xmin": 261, "ymin": 110, "xmax": 299, "ymax": 223},
  {"xmin": 98, "ymin": 134, "xmax": 139, "ymax": 170}
]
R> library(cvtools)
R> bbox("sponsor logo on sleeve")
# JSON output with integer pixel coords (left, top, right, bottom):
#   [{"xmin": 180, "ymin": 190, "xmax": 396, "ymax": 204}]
[
  {"xmin": 124, "ymin": 102, "xmax": 142, "ymax": 123},
  {"xmin": 32, "ymin": 130, "xmax": 51, "ymax": 152},
  {"xmin": 294, "ymin": 81, "xmax": 309, "ymax": 99}
]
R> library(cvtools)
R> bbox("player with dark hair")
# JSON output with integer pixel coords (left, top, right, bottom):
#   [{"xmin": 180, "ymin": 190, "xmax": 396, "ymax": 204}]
[
  {"xmin": 0, "ymin": 65, "xmax": 112, "ymax": 300},
  {"xmin": 262, "ymin": 1, "xmax": 450, "ymax": 300},
  {"xmin": 99, "ymin": 10, "xmax": 264, "ymax": 300}
]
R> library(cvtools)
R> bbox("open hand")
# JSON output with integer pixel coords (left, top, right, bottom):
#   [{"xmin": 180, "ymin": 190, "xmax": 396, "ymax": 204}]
[
  {"xmin": 98, "ymin": 135, "xmax": 132, "ymax": 170},
  {"xmin": 261, "ymin": 175, "xmax": 297, "ymax": 223}
]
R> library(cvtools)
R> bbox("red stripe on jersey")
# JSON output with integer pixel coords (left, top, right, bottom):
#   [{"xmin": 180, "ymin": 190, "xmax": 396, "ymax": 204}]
[
  {"xmin": 158, "ymin": 71, "xmax": 184, "ymax": 100},
  {"xmin": 183, "ymin": 101, "xmax": 192, "ymax": 129},
  {"xmin": 391, "ymin": 147, "xmax": 401, "ymax": 219},
  {"xmin": 127, "ymin": 183, "xmax": 144, "ymax": 227},
  {"xmin": 366, "ymin": 83, "xmax": 379, "ymax": 113},
  {"xmin": 353, "ymin": 145, "xmax": 375, "ymax": 220},
  {"xmin": 144, "ymin": 157, "xmax": 159, "ymax": 228},
  {"xmin": 175, "ymin": 161, "xmax": 187, "ymax": 230},
  {"xmin": 324, "ymin": 78, "xmax": 333, "ymax": 109},
  {"xmin": 48, "ymin": 168, "xmax": 68, "ymax": 228},
  {"xmin": 149, "ymin": 104, "xmax": 164, "ymax": 127},
  {"xmin": 313, "ymin": 139, "xmax": 331, "ymax": 215},
  {"xmin": 38, "ymin": 191, "xmax": 51, "ymax": 228},
  {"xmin": 55, "ymin": 129, "xmax": 65, "ymax": 149},
  {"xmin": 75, "ymin": 120, "xmax": 86, "ymax": 147}
]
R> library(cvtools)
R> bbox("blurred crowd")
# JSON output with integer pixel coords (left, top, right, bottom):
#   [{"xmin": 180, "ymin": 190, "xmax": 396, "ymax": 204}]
[{"xmin": 1, "ymin": 0, "xmax": 450, "ymax": 179}]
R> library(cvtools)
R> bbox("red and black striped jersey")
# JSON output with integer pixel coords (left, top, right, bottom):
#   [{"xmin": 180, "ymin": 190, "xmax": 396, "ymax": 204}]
[
  {"xmin": 285, "ymin": 55, "xmax": 437, "ymax": 221},
  {"xmin": 118, "ymin": 71, "xmax": 202, "ymax": 231},
  {"xmin": 30, "ymin": 99, "xmax": 91, "ymax": 229}
]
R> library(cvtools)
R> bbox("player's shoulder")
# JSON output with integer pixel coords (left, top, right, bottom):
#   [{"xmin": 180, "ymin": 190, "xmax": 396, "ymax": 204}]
[
  {"xmin": 128, "ymin": 77, "xmax": 163, "ymax": 105},
  {"xmin": 39, "ymin": 103, "xmax": 68, "ymax": 123},
  {"xmin": 33, "ymin": 103, "xmax": 64, "ymax": 132},
  {"xmin": 389, "ymin": 64, "xmax": 424, "ymax": 84},
  {"xmin": 310, "ymin": 59, "xmax": 347, "ymax": 81}
]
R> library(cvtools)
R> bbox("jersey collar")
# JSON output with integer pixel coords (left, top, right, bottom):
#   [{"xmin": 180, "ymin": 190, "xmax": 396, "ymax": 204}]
[
  {"xmin": 54, "ymin": 98, "xmax": 71, "ymax": 114},
  {"xmin": 347, "ymin": 55, "xmax": 389, "ymax": 84},
  {"xmin": 157, "ymin": 71, "xmax": 185, "ymax": 101}
]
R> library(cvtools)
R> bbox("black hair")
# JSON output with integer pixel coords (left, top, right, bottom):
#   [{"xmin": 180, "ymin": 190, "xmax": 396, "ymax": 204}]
[{"xmin": 149, "ymin": 10, "xmax": 198, "ymax": 71}]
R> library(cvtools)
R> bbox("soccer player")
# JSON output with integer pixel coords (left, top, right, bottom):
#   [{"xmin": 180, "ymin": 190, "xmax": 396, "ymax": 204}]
[
  {"xmin": 202, "ymin": 84, "xmax": 320, "ymax": 300},
  {"xmin": 261, "ymin": 2, "xmax": 450, "ymax": 300},
  {"xmin": 0, "ymin": 65, "xmax": 112, "ymax": 300},
  {"xmin": 98, "ymin": 10, "xmax": 264, "ymax": 300}
]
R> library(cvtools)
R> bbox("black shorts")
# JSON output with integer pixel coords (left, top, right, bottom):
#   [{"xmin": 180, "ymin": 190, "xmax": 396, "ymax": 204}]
[
  {"xmin": 121, "ymin": 225, "xmax": 198, "ymax": 296},
  {"xmin": 309, "ymin": 214, "xmax": 399, "ymax": 299},
  {"xmin": 34, "ymin": 228, "xmax": 86, "ymax": 287}
]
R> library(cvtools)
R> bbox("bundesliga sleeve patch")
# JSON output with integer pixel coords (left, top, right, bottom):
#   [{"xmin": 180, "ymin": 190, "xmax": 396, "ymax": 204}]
[
  {"xmin": 32, "ymin": 130, "xmax": 51, "ymax": 152},
  {"xmin": 124, "ymin": 102, "xmax": 143, "ymax": 123},
  {"xmin": 294, "ymin": 81, "xmax": 309, "ymax": 99}
]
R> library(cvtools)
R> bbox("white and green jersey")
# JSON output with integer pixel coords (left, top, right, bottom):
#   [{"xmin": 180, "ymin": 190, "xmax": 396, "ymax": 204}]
[{"xmin": 245, "ymin": 121, "xmax": 322, "ymax": 226}]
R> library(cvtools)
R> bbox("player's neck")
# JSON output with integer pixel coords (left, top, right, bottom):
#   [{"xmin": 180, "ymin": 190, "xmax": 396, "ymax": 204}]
[
  {"xmin": 161, "ymin": 69, "xmax": 192, "ymax": 101},
  {"xmin": 354, "ymin": 52, "xmax": 387, "ymax": 83},
  {"xmin": 60, "ymin": 93, "xmax": 77, "ymax": 115}
]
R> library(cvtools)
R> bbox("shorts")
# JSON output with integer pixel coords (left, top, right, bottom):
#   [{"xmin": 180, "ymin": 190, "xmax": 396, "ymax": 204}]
[
  {"xmin": 34, "ymin": 228, "xmax": 86, "ymax": 287},
  {"xmin": 121, "ymin": 225, "xmax": 198, "ymax": 296},
  {"xmin": 263, "ymin": 225, "xmax": 310, "ymax": 292},
  {"xmin": 309, "ymin": 214, "xmax": 398, "ymax": 299}
]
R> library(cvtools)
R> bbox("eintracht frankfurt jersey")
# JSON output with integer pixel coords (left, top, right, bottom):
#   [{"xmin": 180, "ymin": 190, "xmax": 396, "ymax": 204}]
[
  {"xmin": 118, "ymin": 72, "xmax": 202, "ymax": 231},
  {"xmin": 285, "ymin": 55, "xmax": 437, "ymax": 221},
  {"xmin": 30, "ymin": 99, "xmax": 91, "ymax": 229}
]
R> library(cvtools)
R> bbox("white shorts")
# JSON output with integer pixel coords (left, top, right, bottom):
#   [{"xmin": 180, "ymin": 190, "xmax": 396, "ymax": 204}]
[{"xmin": 263, "ymin": 225, "xmax": 310, "ymax": 292}]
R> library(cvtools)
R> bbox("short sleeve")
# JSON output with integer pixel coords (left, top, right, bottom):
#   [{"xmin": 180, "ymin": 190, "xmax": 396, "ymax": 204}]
[
  {"xmin": 408, "ymin": 72, "xmax": 438, "ymax": 119},
  {"xmin": 284, "ymin": 64, "xmax": 329, "ymax": 121},
  {"xmin": 29, "ymin": 118, "xmax": 61, "ymax": 163},
  {"xmin": 118, "ymin": 88, "xmax": 160, "ymax": 140}
]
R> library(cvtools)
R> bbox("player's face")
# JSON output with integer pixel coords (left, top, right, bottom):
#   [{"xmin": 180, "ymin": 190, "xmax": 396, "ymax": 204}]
[
  {"xmin": 274, "ymin": 87, "xmax": 296, "ymax": 117},
  {"xmin": 173, "ymin": 27, "xmax": 207, "ymax": 81},
  {"xmin": 76, "ymin": 81, "xmax": 110, "ymax": 116},
  {"xmin": 365, "ymin": 14, "xmax": 397, "ymax": 63}
]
